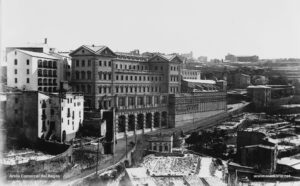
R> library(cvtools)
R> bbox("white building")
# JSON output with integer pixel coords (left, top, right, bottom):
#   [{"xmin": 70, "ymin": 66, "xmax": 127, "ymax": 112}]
[
  {"xmin": 7, "ymin": 49, "xmax": 60, "ymax": 92},
  {"xmin": 181, "ymin": 68, "xmax": 201, "ymax": 80},
  {"xmin": 5, "ymin": 91, "xmax": 84, "ymax": 144}
]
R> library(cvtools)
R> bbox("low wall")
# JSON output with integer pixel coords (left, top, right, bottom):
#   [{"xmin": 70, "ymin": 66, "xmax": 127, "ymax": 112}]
[{"xmin": 179, "ymin": 111, "xmax": 229, "ymax": 134}]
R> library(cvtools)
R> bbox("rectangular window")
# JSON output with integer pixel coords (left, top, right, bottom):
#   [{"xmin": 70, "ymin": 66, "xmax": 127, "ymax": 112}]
[
  {"xmin": 26, "ymin": 60, "xmax": 30, "ymax": 65},
  {"xmin": 14, "ymin": 69, "xmax": 17, "ymax": 74},
  {"xmin": 108, "ymin": 61, "xmax": 111, "ymax": 66},
  {"xmin": 15, "ymin": 98, "xmax": 18, "ymax": 103},
  {"xmin": 99, "ymin": 61, "xmax": 102, "ymax": 66},
  {"xmin": 27, "ymin": 69, "xmax": 30, "ymax": 74},
  {"xmin": 104, "ymin": 61, "xmax": 107, "ymax": 66},
  {"xmin": 81, "ymin": 60, "xmax": 85, "ymax": 67},
  {"xmin": 88, "ymin": 60, "xmax": 91, "ymax": 66},
  {"xmin": 76, "ymin": 60, "xmax": 79, "ymax": 67},
  {"xmin": 15, "ymin": 78, "xmax": 17, "ymax": 83},
  {"xmin": 26, "ymin": 78, "xmax": 30, "ymax": 83}
]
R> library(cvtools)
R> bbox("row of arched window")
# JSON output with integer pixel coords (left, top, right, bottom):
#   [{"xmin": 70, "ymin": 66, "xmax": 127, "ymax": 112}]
[
  {"xmin": 38, "ymin": 60, "xmax": 57, "ymax": 68},
  {"xmin": 38, "ymin": 69, "xmax": 57, "ymax": 77},
  {"xmin": 38, "ymin": 78, "xmax": 57, "ymax": 86}
]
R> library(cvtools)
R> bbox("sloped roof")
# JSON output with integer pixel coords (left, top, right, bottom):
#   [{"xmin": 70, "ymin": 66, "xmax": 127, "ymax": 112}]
[
  {"xmin": 70, "ymin": 45, "xmax": 116, "ymax": 56},
  {"xmin": 160, "ymin": 54, "xmax": 177, "ymax": 61},
  {"xmin": 16, "ymin": 49, "xmax": 59, "ymax": 60},
  {"xmin": 83, "ymin": 45, "xmax": 106, "ymax": 54},
  {"xmin": 149, "ymin": 53, "xmax": 182, "ymax": 63}
]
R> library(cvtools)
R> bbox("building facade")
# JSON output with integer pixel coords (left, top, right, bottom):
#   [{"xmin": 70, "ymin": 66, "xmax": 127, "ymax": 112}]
[
  {"xmin": 7, "ymin": 49, "xmax": 60, "ymax": 92},
  {"xmin": 70, "ymin": 45, "xmax": 227, "ymax": 139},
  {"xmin": 147, "ymin": 133, "xmax": 173, "ymax": 153},
  {"xmin": 5, "ymin": 91, "xmax": 84, "ymax": 144}
]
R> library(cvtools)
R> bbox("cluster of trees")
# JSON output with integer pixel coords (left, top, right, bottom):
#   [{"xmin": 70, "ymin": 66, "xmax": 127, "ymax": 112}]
[{"xmin": 185, "ymin": 129, "xmax": 228, "ymax": 156}]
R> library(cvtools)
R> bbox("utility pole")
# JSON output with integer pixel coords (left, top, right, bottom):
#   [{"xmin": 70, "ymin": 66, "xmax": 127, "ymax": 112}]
[
  {"xmin": 96, "ymin": 115, "xmax": 103, "ymax": 175},
  {"xmin": 125, "ymin": 133, "xmax": 128, "ymax": 158},
  {"xmin": 96, "ymin": 137, "xmax": 99, "ymax": 175}
]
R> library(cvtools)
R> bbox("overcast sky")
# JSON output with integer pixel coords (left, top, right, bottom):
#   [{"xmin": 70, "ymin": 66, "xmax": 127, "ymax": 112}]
[{"xmin": 1, "ymin": 0, "xmax": 300, "ymax": 59}]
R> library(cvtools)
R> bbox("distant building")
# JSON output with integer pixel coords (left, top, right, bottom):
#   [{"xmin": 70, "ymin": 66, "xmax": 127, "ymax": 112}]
[
  {"xmin": 197, "ymin": 56, "xmax": 208, "ymax": 63},
  {"xmin": 247, "ymin": 85, "xmax": 295, "ymax": 110},
  {"xmin": 225, "ymin": 53, "xmax": 259, "ymax": 62},
  {"xmin": 181, "ymin": 68, "xmax": 201, "ymax": 80},
  {"xmin": 7, "ymin": 49, "xmax": 61, "ymax": 92},
  {"xmin": 181, "ymin": 51, "xmax": 193, "ymax": 60},
  {"xmin": 146, "ymin": 133, "xmax": 173, "ymax": 153},
  {"xmin": 5, "ymin": 91, "xmax": 84, "ymax": 145},
  {"xmin": 237, "ymin": 55, "xmax": 259, "ymax": 62},
  {"xmin": 225, "ymin": 53, "xmax": 237, "ymax": 62},
  {"xmin": 234, "ymin": 73, "xmax": 251, "ymax": 89}
]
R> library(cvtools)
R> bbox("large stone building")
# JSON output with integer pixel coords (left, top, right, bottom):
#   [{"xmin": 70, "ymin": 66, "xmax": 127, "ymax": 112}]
[
  {"xmin": 70, "ymin": 45, "xmax": 227, "ymax": 139},
  {"xmin": 5, "ymin": 91, "xmax": 84, "ymax": 144}
]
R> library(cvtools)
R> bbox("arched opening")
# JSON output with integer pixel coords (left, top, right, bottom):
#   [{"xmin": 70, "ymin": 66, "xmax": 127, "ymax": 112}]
[
  {"xmin": 38, "ymin": 60, "xmax": 42, "ymax": 67},
  {"xmin": 43, "ymin": 78, "xmax": 47, "ymax": 85},
  {"xmin": 43, "ymin": 60, "xmax": 47, "ymax": 67},
  {"xmin": 48, "ymin": 61, "xmax": 52, "ymax": 68},
  {"xmin": 48, "ymin": 70, "xmax": 52, "ymax": 77},
  {"xmin": 53, "ymin": 61, "xmax": 57, "ymax": 68},
  {"xmin": 43, "ymin": 87, "xmax": 48, "ymax": 92},
  {"xmin": 62, "ymin": 130, "xmax": 66, "ymax": 143},
  {"xmin": 38, "ymin": 78, "xmax": 42, "ymax": 85},
  {"xmin": 38, "ymin": 69, "xmax": 42, "ymax": 77},
  {"xmin": 118, "ymin": 115, "xmax": 126, "ymax": 132},
  {"xmin": 154, "ymin": 112, "xmax": 160, "ymax": 128},
  {"xmin": 146, "ymin": 113, "xmax": 152, "ymax": 129},
  {"xmin": 43, "ymin": 69, "xmax": 48, "ymax": 77},
  {"xmin": 128, "ymin": 115, "xmax": 135, "ymax": 131},
  {"xmin": 137, "ymin": 114, "xmax": 144, "ymax": 130},
  {"xmin": 48, "ymin": 79, "xmax": 52, "ymax": 85},
  {"xmin": 161, "ymin": 111, "xmax": 168, "ymax": 127},
  {"xmin": 48, "ymin": 87, "xmax": 52, "ymax": 92},
  {"xmin": 38, "ymin": 87, "xmax": 42, "ymax": 91}
]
